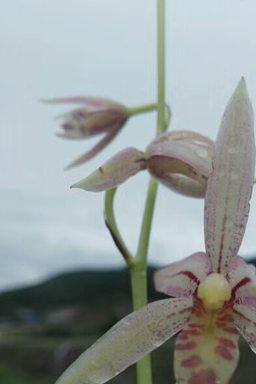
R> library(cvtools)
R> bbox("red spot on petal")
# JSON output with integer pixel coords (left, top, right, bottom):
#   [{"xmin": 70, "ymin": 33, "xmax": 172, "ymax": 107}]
[
  {"xmin": 167, "ymin": 313, "xmax": 175, "ymax": 319},
  {"xmin": 179, "ymin": 307, "xmax": 192, "ymax": 315},
  {"xmin": 62, "ymin": 123, "xmax": 74, "ymax": 131},
  {"xmin": 223, "ymin": 326, "xmax": 238, "ymax": 335},
  {"xmin": 181, "ymin": 355, "xmax": 202, "ymax": 368},
  {"xmin": 74, "ymin": 110, "xmax": 85, "ymax": 120},
  {"xmin": 176, "ymin": 342, "xmax": 196, "ymax": 350},
  {"xmin": 218, "ymin": 314, "xmax": 233, "ymax": 322},
  {"xmin": 217, "ymin": 337, "xmax": 237, "ymax": 349},
  {"xmin": 179, "ymin": 329, "xmax": 203, "ymax": 340},
  {"xmin": 215, "ymin": 345, "xmax": 233, "ymax": 360},
  {"xmin": 188, "ymin": 369, "xmax": 216, "ymax": 384},
  {"xmin": 188, "ymin": 323, "xmax": 204, "ymax": 329}
]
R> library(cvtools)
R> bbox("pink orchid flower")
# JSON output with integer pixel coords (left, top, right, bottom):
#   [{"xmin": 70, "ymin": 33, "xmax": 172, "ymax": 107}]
[
  {"xmin": 44, "ymin": 97, "xmax": 129, "ymax": 170},
  {"xmin": 71, "ymin": 130, "xmax": 214, "ymax": 198},
  {"xmin": 55, "ymin": 78, "xmax": 255, "ymax": 384}
]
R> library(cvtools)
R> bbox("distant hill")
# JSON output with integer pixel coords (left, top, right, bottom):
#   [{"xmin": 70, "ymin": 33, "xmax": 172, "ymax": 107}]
[
  {"xmin": 0, "ymin": 257, "xmax": 255, "ymax": 319},
  {"xmin": 0, "ymin": 266, "xmax": 165, "ymax": 318}
]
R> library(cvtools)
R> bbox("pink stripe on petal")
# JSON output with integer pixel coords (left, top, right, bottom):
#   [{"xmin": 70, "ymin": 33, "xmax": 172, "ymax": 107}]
[
  {"xmin": 154, "ymin": 252, "xmax": 212, "ymax": 298},
  {"xmin": 204, "ymin": 78, "xmax": 255, "ymax": 273},
  {"xmin": 228, "ymin": 256, "xmax": 256, "ymax": 302},
  {"xmin": 71, "ymin": 148, "xmax": 146, "ymax": 191}
]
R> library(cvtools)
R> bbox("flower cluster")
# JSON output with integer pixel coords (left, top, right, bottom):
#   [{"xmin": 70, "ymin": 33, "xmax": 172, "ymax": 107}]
[{"xmin": 54, "ymin": 79, "xmax": 256, "ymax": 384}]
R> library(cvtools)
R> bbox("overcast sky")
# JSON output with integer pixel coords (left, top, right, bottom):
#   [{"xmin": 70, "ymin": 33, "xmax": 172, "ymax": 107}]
[{"xmin": 1, "ymin": 0, "xmax": 256, "ymax": 292}]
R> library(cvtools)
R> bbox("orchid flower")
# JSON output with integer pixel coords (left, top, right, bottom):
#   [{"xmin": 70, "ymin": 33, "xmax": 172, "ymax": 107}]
[
  {"xmin": 44, "ymin": 97, "xmax": 159, "ymax": 170},
  {"xmin": 43, "ymin": 97, "xmax": 129, "ymax": 169},
  {"xmin": 54, "ymin": 78, "xmax": 255, "ymax": 384},
  {"xmin": 71, "ymin": 130, "xmax": 214, "ymax": 198}
]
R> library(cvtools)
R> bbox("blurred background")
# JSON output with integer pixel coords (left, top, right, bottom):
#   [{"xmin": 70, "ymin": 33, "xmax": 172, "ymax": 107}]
[{"xmin": 0, "ymin": 0, "xmax": 256, "ymax": 383}]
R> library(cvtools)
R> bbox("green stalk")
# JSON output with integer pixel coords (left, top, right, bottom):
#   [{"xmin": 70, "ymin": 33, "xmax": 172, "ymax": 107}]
[
  {"xmin": 129, "ymin": 103, "xmax": 157, "ymax": 116},
  {"xmin": 131, "ymin": 1, "xmax": 166, "ymax": 384},
  {"xmin": 104, "ymin": 2, "xmax": 166, "ymax": 384}
]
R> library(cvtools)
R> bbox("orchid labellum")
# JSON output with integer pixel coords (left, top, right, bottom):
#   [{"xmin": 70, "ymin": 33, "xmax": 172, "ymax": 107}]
[{"xmin": 55, "ymin": 78, "xmax": 256, "ymax": 384}]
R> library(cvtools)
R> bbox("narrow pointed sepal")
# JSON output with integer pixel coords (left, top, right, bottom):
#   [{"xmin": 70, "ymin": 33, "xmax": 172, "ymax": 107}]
[
  {"xmin": 65, "ymin": 125, "xmax": 121, "ymax": 170},
  {"xmin": 71, "ymin": 148, "xmax": 146, "ymax": 191},
  {"xmin": 154, "ymin": 252, "xmax": 212, "ymax": 298},
  {"xmin": 54, "ymin": 298, "xmax": 193, "ymax": 384},
  {"xmin": 204, "ymin": 78, "xmax": 255, "ymax": 273},
  {"xmin": 175, "ymin": 303, "xmax": 239, "ymax": 384}
]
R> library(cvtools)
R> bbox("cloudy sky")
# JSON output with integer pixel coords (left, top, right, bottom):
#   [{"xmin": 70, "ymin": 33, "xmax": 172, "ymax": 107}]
[{"xmin": 1, "ymin": 0, "xmax": 256, "ymax": 292}]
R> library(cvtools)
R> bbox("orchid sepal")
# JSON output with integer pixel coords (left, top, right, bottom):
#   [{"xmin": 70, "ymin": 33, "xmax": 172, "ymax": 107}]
[
  {"xmin": 54, "ymin": 298, "xmax": 193, "ymax": 384},
  {"xmin": 204, "ymin": 78, "xmax": 255, "ymax": 274}
]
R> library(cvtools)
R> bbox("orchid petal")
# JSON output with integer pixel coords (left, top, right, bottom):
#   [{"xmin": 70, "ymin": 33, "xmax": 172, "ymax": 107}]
[
  {"xmin": 65, "ymin": 125, "xmax": 121, "ymax": 170},
  {"xmin": 154, "ymin": 252, "xmax": 212, "ymax": 298},
  {"xmin": 204, "ymin": 78, "xmax": 255, "ymax": 273},
  {"xmin": 71, "ymin": 148, "xmax": 146, "ymax": 191},
  {"xmin": 54, "ymin": 298, "xmax": 192, "ymax": 384},
  {"xmin": 175, "ymin": 303, "xmax": 239, "ymax": 384},
  {"xmin": 58, "ymin": 109, "xmax": 127, "ymax": 139},
  {"xmin": 147, "ymin": 137, "xmax": 213, "ymax": 185},
  {"xmin": 42, "ymin": 96, "xmax": 126, "ymax": 110},
  {"xmin": 149, "ymin": 130, "xmax": 213, "ymax": 147},
  {"xmin": 146, "ymin": 131, "xmax": 213, "ymax": 198},
  {"xmin": 227, "ymin": 256, "xmax": 256, "ymax": 306},
  {"xmin": 233, "ymin": 303, "xmax": 256, "ymax": 353},
  {"xmin": 149, "ymin": 171, "xmax": 207, "ymax": 198}
]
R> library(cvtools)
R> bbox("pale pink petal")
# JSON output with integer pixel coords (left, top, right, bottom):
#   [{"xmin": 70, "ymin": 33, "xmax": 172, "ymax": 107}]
[
  {"xmin": 42, "ymin": 96, "xmax": 126, "ymax": 110},
  {"xmin": 65, "ymin": 125, "xmax": 121, "ymax": 170},
  {"xmin": 175, "ymin": 303, "xmax": 239, "ymax": 384},
  {"xmin": 233, "ymin": 303, "xmax": 256, "ymax": 353},
  {"xmin": 58, "ymin": 109, "xmax": 127, "ymax": 139},
  {"xmin": 71, "ymin": 148, "xmax": 146, "ymax": 191},
  {"xmin": 204, "ymin": 78, "xmax": 255, "ymax": 273},
  {"xmin": 54, "ymin": 298, "xmax": 192, "ymax": 384},
  {"xmin": 227, "ymin": 256, "xmax": 256, "ymax": 305},
  {"xmin": 154, "ymin": 252, "xmax": 212, "ymax": 298},
  {"xmin": 149, "ymin": 167, "xmax": 207, "ymax": 198},
  {"xmin": 146, "ymin": 131, "xmax": 214, "ymax": 198},
  {"xmin": 149, "ymin": 130, "xmax": 213, "ymax": 147}
]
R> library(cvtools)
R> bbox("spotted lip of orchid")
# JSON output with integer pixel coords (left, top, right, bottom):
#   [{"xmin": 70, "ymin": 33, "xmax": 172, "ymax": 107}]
[
  {"xmin": 43, "ymin": 97, "xmax": 129, "ymax": 170},
  {"xmin": 54, "ymin": 78, "xmax": 256, "ymax": 384},
  {"xmin": 71, "ymin": 130, "xmax": 214, "ymax": 198}
]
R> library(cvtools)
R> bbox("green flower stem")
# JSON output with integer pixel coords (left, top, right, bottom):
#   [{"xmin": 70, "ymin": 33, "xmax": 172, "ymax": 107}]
[
  {"xmin": 131, "ymin": 2, "xmax": 166, "ymax": 384},
  {"xmin": 104, "ymin": 188, "xmax": 133, "ymax": 265},
  {"xmin": 157, "ymin": 0, "xmax": 166, "ymax": 135},
  {"xmin": 104, "ymin": 2, "xmax": 166, "ymax": 384},
  {"xmin": 129, "ymin": 103, "xmax": 157, "ymax": 116}
]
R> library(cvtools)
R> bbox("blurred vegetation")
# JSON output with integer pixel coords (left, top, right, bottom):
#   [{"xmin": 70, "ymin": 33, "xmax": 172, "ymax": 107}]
[{"xmin": 0, "ymin": 260, "xmax": 255, "ymax": 384}]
